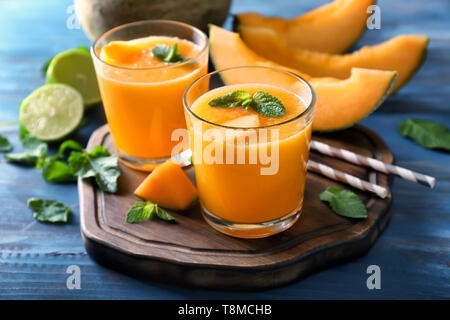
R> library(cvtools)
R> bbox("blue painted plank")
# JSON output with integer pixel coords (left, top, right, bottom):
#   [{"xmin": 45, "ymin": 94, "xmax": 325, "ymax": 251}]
[{"xmin": 0, "ymin": 0, "xmax": 449, "ymax": 299}]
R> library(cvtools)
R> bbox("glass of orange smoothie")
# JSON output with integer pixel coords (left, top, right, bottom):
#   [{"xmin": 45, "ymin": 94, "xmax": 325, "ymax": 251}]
[
  {"xmin": 92, "ymin": 20, "xmax": 208, "ymax": 171},
  {"xmin": 184, "ymin": 67, "xmax": 315, "ymax": 238}
]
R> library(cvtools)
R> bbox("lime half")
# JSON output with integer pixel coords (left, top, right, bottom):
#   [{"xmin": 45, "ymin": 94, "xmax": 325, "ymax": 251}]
[
  {"xmin": 46, "ymin": 48, "xmax": 101, "ymax": 108},
  {"xmin": 20, "ymin": 84, "xmax": 84, "ymax": 141}
]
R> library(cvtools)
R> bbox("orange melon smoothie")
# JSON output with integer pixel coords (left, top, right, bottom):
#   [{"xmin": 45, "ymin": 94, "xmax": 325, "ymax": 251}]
[
  {"xmin": 184, "ymin": 67, "xmax": 315, "ymax": 238},
  {"xmin": 92, "ymin": 20, "xmax": 208, "ymax": 171}
]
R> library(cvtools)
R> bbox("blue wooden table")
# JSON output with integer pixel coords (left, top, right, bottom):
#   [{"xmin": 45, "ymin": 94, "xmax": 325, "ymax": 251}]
[{"xmin": 0, "ymin": 0, "xmax": 449, "ymax": 299}]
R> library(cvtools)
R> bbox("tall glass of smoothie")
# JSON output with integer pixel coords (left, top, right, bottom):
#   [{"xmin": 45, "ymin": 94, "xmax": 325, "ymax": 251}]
[
  {"xmin": 92, "ymin": 20, "xmax": 208, "ymax": 171},
  {"xmin": 184, "ymin": 67, "xmax": 316, "ymax": 238}
]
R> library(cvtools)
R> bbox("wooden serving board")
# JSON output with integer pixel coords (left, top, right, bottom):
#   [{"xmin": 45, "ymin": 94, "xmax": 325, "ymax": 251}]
[{"xmin": 79, "ymin": 124, "xmax": 393, "ymax": 290}]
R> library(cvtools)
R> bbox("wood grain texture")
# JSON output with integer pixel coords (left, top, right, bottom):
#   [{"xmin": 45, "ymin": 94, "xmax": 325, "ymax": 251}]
[
  {"xmin": 79, "ymin": 124, "xmax": 393, "ymax": 289},
  {"xmin": 0, "ymin": 0, "xmax": 449, "ymax": 299}
]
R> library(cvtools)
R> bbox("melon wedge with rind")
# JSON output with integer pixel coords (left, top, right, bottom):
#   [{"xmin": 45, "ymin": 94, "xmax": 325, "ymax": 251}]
[
  {"xmin": 238, "ymin": 27, "xmax": 427, "ymax": 93},
  {"xmin": 234, "ymin": 0, "xmax": 375, "ymax": 54},
  {"xmin": 19, "ymin": 84, "xmax": 84, "ymax": 141},
  {"xmin": 208, "ymin": 25, "xmax": 397, "ymax": 132}
]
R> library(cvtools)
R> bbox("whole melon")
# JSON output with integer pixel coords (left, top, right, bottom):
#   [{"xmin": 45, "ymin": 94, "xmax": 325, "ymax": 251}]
[{"xmin": 74, "ymin": 0, "xmax": 231, "ymax": 41}]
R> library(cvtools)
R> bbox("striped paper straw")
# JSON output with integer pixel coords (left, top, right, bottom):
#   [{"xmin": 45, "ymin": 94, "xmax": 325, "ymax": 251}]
[
  {"xmin": 310, "ymin": 140, "xmax": 436, "ymax": 188},
  {"xmin": 307, "ymin": 160, "xmax": 389, "ymax": 199}
]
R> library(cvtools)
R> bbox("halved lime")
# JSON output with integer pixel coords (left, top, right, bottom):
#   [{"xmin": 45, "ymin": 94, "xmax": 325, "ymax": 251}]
[
  {"xmin": 46, "ymin": 48, "xmax": 101, "ymax": 108},
  {"xmin": 19, "ymin": 84, "xmax": 84, "ymax": 141}
]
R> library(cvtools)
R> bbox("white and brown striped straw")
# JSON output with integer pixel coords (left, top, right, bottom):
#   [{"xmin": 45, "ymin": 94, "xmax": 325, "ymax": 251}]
[
  {"xmin": 307, "ymin": 160, "xmax": 389, "ymax": 199},
  {"xmin": 310, "ymin": 140, "xmax": 436, "ymax": 188}
]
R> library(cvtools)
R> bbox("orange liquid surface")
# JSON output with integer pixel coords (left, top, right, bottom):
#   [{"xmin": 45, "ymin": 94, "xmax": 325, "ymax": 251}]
[
  {"xmin": 95, "ymin": 36, "xmax": 207, "ymax": 160},
  {"xmin": 188, "ymin": 84, "xmax": 312, "ymax": 224}
]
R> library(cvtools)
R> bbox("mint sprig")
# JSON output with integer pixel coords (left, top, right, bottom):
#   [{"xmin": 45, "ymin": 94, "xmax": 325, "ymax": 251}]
[
  {"xmin": 68, "ymin": 145, "xmax": 120, "ymax": 193},
  {"xmin": 126, "ymin": 201, "xmax": 175, "ymax": 223},
  {"xmin": 208, "ymin": 90, "xmax": 285, "ymax": 117},
  {"xmin": 320, "ymin": 186, "xmax": 368, "ymax": 219},
  {"xmin": 399, "ymin": 118, "xmax": 450, "ymax": 152},
  {"xmin": 5, "ymin": 127, "xmax": 48, "ymax": 166},
  {"xmin": 27, "ymin": 198, "xmax": 70, "ymax": 223},
  {"xmin": 152, "ymin": 44, "xmax": 185, "ymax": 65}
]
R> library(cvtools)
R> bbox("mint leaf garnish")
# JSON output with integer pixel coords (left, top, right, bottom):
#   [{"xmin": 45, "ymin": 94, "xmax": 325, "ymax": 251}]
[
  {"xmin": 68, "ymin": 146, "xmax": 120, "ymax": 193},
  {"xmin": 208, "ymin": 90, "xmax": 285, "ymax": 117},
  {"xmin": 126, "ymin": 201, "xmax": 175, "ymax": 223},
  {"xmin": 399, "ymin": 118, "xmax": 450, "ymax": 151},
  {"xmin": 208, "ymin": 90, "xmax": 252, "ymax": 108},
  {"xmin": 152, "ymin": 45, "xmax": 171, "ymax": 60},
  {"xmin": 152, "ymin": 43, "xmax": 185, "ymax": 65},
  {"xmin": 320, "ymin": 186, "xmax": 368, "ymax": 219},
  {"xmin": 0, "ymin": 134, "xmax": 13, "ymax": 152},
  {"xmin": 251, "ymin": 91, "xmax": 285, "ymax": 117},
  {"xmin": 27, "ymin": 198, "xmax": 70, "ymax": 223}
]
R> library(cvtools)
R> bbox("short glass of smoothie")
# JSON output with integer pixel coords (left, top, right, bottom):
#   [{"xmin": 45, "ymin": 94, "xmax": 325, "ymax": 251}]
[
  {"xmin": 92, "ymin": 20, "xmax": 208, "ymax": 171},
  {"xmin": 184, "ymin": 66, "xmax": 316, "ymax": 238}
]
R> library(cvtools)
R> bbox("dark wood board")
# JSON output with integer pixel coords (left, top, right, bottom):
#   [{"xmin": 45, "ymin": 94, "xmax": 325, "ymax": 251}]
[{"xmin": 79, "ymin": 124, "xmax": 393, "ymax": 290}]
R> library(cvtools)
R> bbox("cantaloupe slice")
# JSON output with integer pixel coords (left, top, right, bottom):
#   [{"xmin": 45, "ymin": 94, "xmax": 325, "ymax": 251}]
[
  {"xmin": 238, "ymin": 28, "xmax": 428, "ymax": 93},
  {"xmin": 234, "ymin": 0, "xmax": 375, "ymax": 53},
  {"xmin": 209, "ymin": 25, "xmax": 397, "ymax": 131},
  {"xmin": 134, "ymin": 159, "xmax": 198, "ymax": 210}
]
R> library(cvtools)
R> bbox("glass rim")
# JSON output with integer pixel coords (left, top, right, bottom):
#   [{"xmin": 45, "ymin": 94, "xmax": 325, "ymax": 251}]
[
  {"xmin": 183, "ymin": 66, "xmax": 316, "ymax": 130},
  {"xmin": 91, "ymin": 19, "xmax": 208, "ymax": 71}
]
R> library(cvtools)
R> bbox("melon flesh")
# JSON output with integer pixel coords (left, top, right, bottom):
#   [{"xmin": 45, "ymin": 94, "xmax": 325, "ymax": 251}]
[
  {"xmin": 222, "ymin": 115, "xmax": 260, "ymax": 128},
  {"xmin": 209, "ymin": 25, "xmax": 397, "ymax": 131},
  {"xmin": 134, "ymin": 159, "xmax": 198, "ymax": 210},
  {"xmin": 239, "ymin": 28, "xmax": 428, "ymax": 93},
  {"xmin": 235, "ymin": 0, "xmax": 375, "ymax": 53}
]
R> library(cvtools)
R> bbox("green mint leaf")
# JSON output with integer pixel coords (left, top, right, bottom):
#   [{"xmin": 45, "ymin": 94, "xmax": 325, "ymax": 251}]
[
  {"xmin": 19, "ymin": 125, "xmax": 31, "ymax": 144},
  {"xmin": 68, "ymin": 146, "xmax": 120, "ymax": 193},
  {"xmin": 90, "ymin": 156, "xmax": 120, "ymax": 193},
  {"xmin": 89, "ymin": 145, "xmax": 111, "ymax": 158},
  {"xmin": 0, "ymin": 134, "xmax": 13, "ymax": 152},
  {"xmin": 208, "ymin": 90, "xmax": 252, "ymax": 108},
  {"xmin": 126, "ymin": 201, "xmax": 156, "ymax": 223},
  {"xmin": 67, "ymin": 151, "xmax": 89, "ymax": 174},
  {"xmin": 152, "ymin": 44, "xmax": 185, "ymax": 64},
  {"xmin": 320, "ymin": 187, "xmax": 367, "ymax": 219},
  {"xmin": 152, "ymin": 44, "xmax": 171, "ymax": 61},
  {"xmin": 4, "ymin": 153, "xmax": 38, "ymax": 166},
  {"xmin": 19, "ymin": 126, "xmax": 48, "ymax": 160},
  {"xmin": 27, "ymin": 198, "xmax": 70, "ymax": 223},
  {"xmin": 41, "ymin": 156, "xmax": 77, "ymax": 183},
  {"xmin": 126, "ymin": 201, "xmax": 175, "ymax": 223},
  {"xmin": 58, "ymin": 140, "xmax": 83, "ymax": 158},
  {"xmin": 242, "ymin": 98, "xmax": 253, "ymax": 109},
  {"xmin": 165, "ymin": 43, "xmax": 185, "ymax": 64},
  {"xmin": 251, "ymin": 91, "xmax": 285, "ymax": 117},
  {"xmin": 155, "ymin": 206, "xmax": 176, "ymax": 222},
  {"xmin": 5, "ymin": 128, "xmax": 48, "ymax": 166},
  {"xmin": 399, "ymin": 118, "xmax": 450, "ymax": 151}
]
